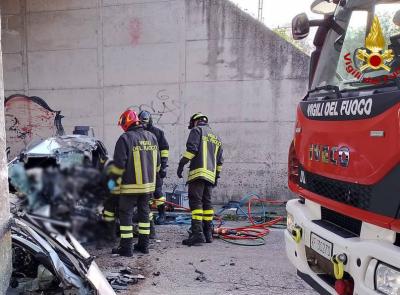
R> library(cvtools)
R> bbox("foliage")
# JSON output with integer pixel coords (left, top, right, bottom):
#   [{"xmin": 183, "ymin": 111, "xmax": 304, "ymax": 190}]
[{"xmin": 273, "ymin": 27, "xmax": 313, "ymax": 55}]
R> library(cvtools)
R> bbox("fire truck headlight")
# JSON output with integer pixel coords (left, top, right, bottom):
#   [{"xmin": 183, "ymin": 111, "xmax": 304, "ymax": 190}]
[
  {"xmin": 375, "ymin": 262, "xmax": 400, "ymax": 295},
  {"xmin": 287, "ymin": 213, "xmax": 295, "ymax": 233}
]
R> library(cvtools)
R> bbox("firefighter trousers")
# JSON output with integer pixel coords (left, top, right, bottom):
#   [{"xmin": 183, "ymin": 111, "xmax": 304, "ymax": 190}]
[
  {"xmin": 188, "ymin": 179, "xmax": 214, "ymax": 225},
  {"xmin": 119, "ymin": 195, "xmax": 151, "ymax": 239},
  {"xmin": 103, "ymin": 195, "xmax": 119, "ymax": 222}
]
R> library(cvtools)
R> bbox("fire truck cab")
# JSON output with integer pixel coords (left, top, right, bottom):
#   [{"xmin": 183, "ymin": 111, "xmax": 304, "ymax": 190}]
[{"xmin": 286, "ymin": 1, "xmax": 400, "ymax": 294}]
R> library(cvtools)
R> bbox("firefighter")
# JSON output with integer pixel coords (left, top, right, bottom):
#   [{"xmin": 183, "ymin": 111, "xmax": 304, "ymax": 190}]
[
  {"xmin": 108, "ymin": 109, "xmax": 160, "ymax": 256},
  {"xmin": 138, "ymin": 111, "xmax": 169, "ymax": 226},
  {"xmin": 177, "ymin": 113, "xmax": 223, "ymax": 246},
  {"xmin": 100, "ymin": 160, "xmax": 120, "ymax": 248}
]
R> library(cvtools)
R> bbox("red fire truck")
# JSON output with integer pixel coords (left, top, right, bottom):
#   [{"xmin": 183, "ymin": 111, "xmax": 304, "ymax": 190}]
[{"xmin": 285, "ymin": 1, "xmax": 400, "ymax": 295}]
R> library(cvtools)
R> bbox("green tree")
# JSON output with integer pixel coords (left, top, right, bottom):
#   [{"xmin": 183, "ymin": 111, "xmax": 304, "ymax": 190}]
[{"xmin": 273, "ymin": 27, "xmax": 313, "ymax": 55}]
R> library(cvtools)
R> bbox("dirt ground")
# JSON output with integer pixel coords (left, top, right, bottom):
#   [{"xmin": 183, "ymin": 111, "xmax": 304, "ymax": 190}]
[{"xmin": 90, "ymin": 223, "xmax": 317, "ymax": 295}]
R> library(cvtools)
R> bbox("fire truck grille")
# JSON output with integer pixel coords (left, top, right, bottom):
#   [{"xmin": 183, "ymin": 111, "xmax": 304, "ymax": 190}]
[
  {"xmin": 300, "ymin": 170, "xmax": 372, "ymax": 210},
  {"xmin": 320, "ymin": 207, "xmax": 362, "ymax": 237}
]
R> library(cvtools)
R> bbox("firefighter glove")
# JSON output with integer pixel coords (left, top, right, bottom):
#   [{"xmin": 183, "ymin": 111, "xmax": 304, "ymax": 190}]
[
  {"xmin": 177, "ymin": 165, "xmax": 184, "ymax": 178},
  {"xmin": 213, "ymin": 172, "xmax": 220, "ymax": 187},
  {"xmin": 107, "ymin": 179, "xmax": 116, "ymax": 190}
]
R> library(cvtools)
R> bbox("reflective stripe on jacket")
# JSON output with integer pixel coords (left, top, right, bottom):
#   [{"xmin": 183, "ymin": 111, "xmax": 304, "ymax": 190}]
[
  {"xmin": 113, "ymin": 126, "xmax": 160, "ymax": 195},
  {"xmin": 183, "ymin": 124, "xmax": 223, "ymax": 184},
  {"xmin": 147, "ymin": 125, "xmax": 169, "ymax": 166}
]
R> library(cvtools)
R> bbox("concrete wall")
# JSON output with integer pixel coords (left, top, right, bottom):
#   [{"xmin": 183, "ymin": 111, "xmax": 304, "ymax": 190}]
[
  {"xmin": 0, "ymin": 5, "xmax": 12, "ymax": 292},
  {"xmin": 1, "ymin": 0, "xmax": 309, "ymax": 202}
]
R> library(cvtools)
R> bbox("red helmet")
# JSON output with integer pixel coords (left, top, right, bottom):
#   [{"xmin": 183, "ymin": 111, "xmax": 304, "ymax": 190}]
[{"xmin": 118, "ymin": 109, "xmax": 139, "ymax": 131}]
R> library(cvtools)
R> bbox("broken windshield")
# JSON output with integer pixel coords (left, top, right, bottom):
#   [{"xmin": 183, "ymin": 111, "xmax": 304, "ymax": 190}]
[{"xmin": 311, "ymin": 0, "xmax": 400, "ymax": 91}]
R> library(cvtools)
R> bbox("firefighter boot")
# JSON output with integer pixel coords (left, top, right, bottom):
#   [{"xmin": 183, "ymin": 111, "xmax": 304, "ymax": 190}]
[
  {"xmin": 203, "ymin": 221, "xmax": 213, "ymax": 243},
  {"xmin": 134, "ymin": 234, "xmax": 150, "ymax": 254},
  {"xmin": 149, "ymin": 220, "xmax": 156, "ymax": 240},
  {"xmin": 155, "ymin": 204, "xmax": 166, "ymax": 225},
  {"xmin": 182, "ymin": 220, "xmax": 205, "ymax": 246},
  {"xmin": 111, "ymin": 238, "xmax": 133, "ymax": 257}
]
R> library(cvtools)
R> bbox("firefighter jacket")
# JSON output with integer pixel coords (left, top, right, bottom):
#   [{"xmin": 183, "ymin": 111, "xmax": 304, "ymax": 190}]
[
  {"xmin": 109, "ymin": 126, "xmax": 160, "ymax": 195},
  {"xmin": 182, "ymin": 123, "xmax": 223, "ymax": 184},
  {"xmin": 146, "ymin": 125, "xmax": 169, "ymax": 169}
]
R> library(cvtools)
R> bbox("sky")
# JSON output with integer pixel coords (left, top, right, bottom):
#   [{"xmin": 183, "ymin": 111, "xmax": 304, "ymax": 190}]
[{"xmin": 230, "ymin": 0, "xmax": 318, "ymax": 28}]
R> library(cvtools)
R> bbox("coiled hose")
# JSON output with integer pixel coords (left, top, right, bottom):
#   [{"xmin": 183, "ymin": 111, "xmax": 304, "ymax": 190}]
[{"xmin": 156, "ymin": 193, "xmax": 286, "ymax": 246}]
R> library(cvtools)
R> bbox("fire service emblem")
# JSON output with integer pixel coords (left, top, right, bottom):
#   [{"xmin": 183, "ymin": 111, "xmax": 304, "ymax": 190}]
[
  {"xmin": 355, "ymin": 16, "xmax": 394, "ymax": 73},
  {"xmin": 344, "ymin": 16, "xmax": 400, "ymax": 85}
]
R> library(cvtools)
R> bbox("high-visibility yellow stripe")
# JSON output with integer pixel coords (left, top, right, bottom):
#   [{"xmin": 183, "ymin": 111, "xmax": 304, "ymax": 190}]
[
  {"xmin": 187, "ymin": 168, "xmax": 216, "ymax": 182},
  {"xmin": 188, "ymin": 174, "xmax": 214, "ymax": 183},
  {"xmin": 138, "ymin": 229, "xmax": 150, "ymax": 235},
  {"xmin": 190, "ymin": 167, "xmax": 216, "ymax": 176},
  {"xmin": 157, "ymin": 165, "xmax": 161, "ymax": 173},
  {"xmin": 153, "ymin": 149, "xmax": 158, "ymax": 183},
  {"xmin": 216, "ymin": 165, "xmax": 222, "ymax": 172},
  {"xmin": 104, "ymin": 210, "xmax": 115, "ymax": 217},
  {"xmin": 203, "ymin": 210, "xmax": 214, "ymax": 215},
  {"xmin": 108, "ymin": 165, "xmax": 125, "ymax": 176},
  {"xmin": 188, "ymin": 172, "xmax": 215, "ymax": 183},
  {"xmin": 121, "ymin": 183, "xmax": 155, "ymax": 189},
  {"xmin": 149, "ymin": 212, "xmax": 153, "ymax": 220},
  {"xmin": 104, "ymin": 217, "xmax": 115, "ymax": 222},
  {"xmin": 192, "ymin": 209, "xmax": 203, "ymax": 215},
  {"xmin": 183, "ymin": 151, "xmax": 195, "ymax": 160},
  {"xmin": 160, "ymin": 150, "xmax": 169, "ymax": 158},
  {"xmin": 120, "ymin": 187, "xmax": 156, "ymax": 194},
  {"xmin": 192, "ymin": 209, "xmax": 203, "ymax": 221},
  {"xmin": 139, "ymin": 222, "xmax": 150, "ymax": 228},
  {"xmin": 121, "ymin": 233, "xmax": 134, "ymax": 238},
  {"xmin": 203, "ymin": 216, "xmax": 213, "ymax": 221},
  {"xmin": 121, "ymin": 187, "xmax": 156, "ymax": 195},
  {"xmin": 192, "ymin": 215, "xmax": 203, "ymax": 221},
  {"xmin": 133, "ymin": 150, "xmax": 143, "ymax": 185},
  {"xmin": 214, "ymin": 145, "xmax": 219, "ymax": 173},
  {"xmin": 120, "ymin": 225, "xmax": 133, "ymax": 231},
  {"xmin": 120, "ymin": 182, "xmax": 156, "ymax": 194},
  {"xmin": 203, "ymin": 139, "xmax": 207, "ymax": 170}
]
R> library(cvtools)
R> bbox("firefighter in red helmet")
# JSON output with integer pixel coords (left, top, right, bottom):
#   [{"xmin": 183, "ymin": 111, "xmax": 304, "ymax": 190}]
[
  {"xmin": 177, "ymin": 113, "xmax": 224, "ymax": 246},
  {"xmin": 107, "ymin": 109, "xmax": 160, "ymax": 256}
]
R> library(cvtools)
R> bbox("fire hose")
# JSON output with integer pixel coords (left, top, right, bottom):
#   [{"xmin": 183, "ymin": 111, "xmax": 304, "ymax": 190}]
[{"xmin": 153, "ymin": 195, "xmax": 286, "ymax": 246}]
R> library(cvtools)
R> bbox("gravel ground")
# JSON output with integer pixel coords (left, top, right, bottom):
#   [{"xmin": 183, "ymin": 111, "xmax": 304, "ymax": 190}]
[{"xmin": 90, "ymin": 224, "xmax": 318, "ymax": 295}]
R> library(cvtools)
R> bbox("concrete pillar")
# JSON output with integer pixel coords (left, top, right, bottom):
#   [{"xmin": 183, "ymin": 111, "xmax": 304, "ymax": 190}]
[{"xmin": 0, "ymin": 9, "xmax": 12, "ymax": 294}]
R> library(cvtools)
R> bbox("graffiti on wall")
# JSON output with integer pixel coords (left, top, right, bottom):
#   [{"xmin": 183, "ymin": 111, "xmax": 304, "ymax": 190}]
[
  {"xmin": 129, "ymin": 18, "xmax": 142, "ymax": 46},
  {"xmin": 128, "ymin": 89, "xmax": 181, "ymax": 124},
  {"xmin": 5, "ymin": 95, "xmax": 65, "ymax": 160}
]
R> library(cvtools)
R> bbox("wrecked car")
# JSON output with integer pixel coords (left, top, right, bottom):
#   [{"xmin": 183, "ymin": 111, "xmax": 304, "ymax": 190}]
[
  {"xmin": 8, "ymin": 134, "xmax": 110, "ymax": 243},
  {"xmin": 7, "ymin": 134, "xmax": 116, "ymax": 294},
  {"xmin": 9, "ymin": 134, "xmax": 108, "ymax": 170},
  {"xmin": 9, "ymin": 212, "xmax": 115, "ymax": 295}
]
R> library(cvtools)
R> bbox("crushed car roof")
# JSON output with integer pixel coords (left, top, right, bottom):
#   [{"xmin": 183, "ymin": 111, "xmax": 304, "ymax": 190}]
[{"xmin": 25, "ymin": 135, "xmax": 101, "ymax": 156}]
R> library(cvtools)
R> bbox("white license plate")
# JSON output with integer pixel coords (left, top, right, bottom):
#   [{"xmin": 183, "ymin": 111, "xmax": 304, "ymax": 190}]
[{"xmin": 310, "ymin": 233, "xmax": 333, "ymax": 260}]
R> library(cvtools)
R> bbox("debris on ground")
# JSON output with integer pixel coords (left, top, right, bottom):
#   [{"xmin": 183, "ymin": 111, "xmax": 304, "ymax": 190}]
[
  {"xmin": 105, "ymin": 268, "xmax": 145, "ymax": 292},
  {"xmin": 194, "ymin": 269, "xmax": 207, "ymax": 282}
]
